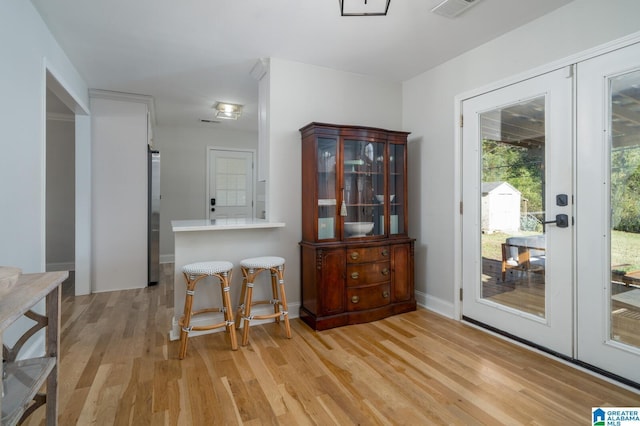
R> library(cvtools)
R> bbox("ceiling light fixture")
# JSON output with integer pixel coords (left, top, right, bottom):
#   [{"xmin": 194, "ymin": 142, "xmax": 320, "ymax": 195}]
[
  {"xmin": 340, "ymin": 0, "xmax": 390, "ymax": 16},
  {"xmin": 214, "ymin": 102, "xmax": 243, "ymax": 120}
]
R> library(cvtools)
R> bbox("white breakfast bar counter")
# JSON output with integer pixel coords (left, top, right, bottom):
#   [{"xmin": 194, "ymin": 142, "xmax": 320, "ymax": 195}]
[{"xmin": 170, "ymin": 218, "xmax": 286, "ymax": 340}]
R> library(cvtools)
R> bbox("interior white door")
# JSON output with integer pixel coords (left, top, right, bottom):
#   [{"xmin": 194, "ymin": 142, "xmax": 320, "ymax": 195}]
[
  {"xmin": 576, "ymin": 42, "xmax": 640, "ymax": 384},
  {"xmin": 207, "ymin": 149, "xmax": 254, "ymax": 220},
  {"xmin": 461, "ymin": 67, "xmax": 574, "ymax": 356}
]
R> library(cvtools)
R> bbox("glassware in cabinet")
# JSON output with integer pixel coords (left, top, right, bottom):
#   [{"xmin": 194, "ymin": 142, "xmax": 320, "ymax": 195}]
[{"xmin": 317, "ymin": 137, "xmax": 337, "ymax": 240}]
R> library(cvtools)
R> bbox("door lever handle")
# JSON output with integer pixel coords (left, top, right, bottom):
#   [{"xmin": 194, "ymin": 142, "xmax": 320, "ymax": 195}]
[{"xmin": 544, "ymin": 214, "xmax": 569, "ymax": 228}]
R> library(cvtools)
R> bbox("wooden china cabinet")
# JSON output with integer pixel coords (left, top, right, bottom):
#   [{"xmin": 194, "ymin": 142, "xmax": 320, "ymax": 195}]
[{"xmin": 299, "ymin": 123, "xmax": 416, "ymax": 331}]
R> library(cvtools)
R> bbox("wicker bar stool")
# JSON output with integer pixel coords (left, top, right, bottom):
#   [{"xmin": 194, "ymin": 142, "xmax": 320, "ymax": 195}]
[
  {"xmin": 236, "ymin": 256, "xmax": 292, "ymax": 346},
  {"xmin": 179, "ymin": 261, "xmax": 238, "ymax": 359}
]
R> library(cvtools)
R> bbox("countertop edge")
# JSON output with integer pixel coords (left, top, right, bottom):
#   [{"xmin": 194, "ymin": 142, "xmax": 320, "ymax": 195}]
[{"xmin": 172, "ymin": 220, "xmax": 286, "ymax": 232}]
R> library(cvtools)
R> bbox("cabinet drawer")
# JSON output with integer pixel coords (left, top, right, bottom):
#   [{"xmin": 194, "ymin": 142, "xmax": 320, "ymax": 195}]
[
  {"xmin": 346, "ymin": 261, "xmax": 390, "ymax": 286},
  {"xmin": 347, "ymin": 283, "xmax": 391, "ymax": 311},
  {"xmin": 346, "ymin": 246, "xmax": 390, "ymax": 263}
]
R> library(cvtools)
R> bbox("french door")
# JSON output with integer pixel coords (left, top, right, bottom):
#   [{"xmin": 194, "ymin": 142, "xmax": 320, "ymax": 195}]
[
  {"xmin": 461, "ymin": 67, "xmax": 574, "ymax": 356},
  {"xmin": 462, "ymin": 42, "xmax": 640, "ymax": 384},
  {"xmin": 576, "ymin": 42, "xmax": 640, "ymax": 383}
]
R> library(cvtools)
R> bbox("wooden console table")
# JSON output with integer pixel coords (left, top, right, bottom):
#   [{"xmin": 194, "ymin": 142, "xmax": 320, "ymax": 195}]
[{"xmin": 0, "ymin": 271, "xmax": 67, "ymax": 425}]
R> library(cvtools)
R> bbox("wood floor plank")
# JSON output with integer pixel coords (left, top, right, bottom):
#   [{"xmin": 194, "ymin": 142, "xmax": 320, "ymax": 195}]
[{"xmin": 22, "ymin": 264, "xmax": 640, "ymax": 425}]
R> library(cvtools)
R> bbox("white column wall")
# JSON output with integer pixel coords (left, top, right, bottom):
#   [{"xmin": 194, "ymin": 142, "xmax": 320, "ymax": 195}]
[
  {"xmin": 403, "ymin": 0, "xmax": 640, "ymax": 317},
  {"xmin": 91, "ymin": 97, "xmax": 148, "ymax": 292}
]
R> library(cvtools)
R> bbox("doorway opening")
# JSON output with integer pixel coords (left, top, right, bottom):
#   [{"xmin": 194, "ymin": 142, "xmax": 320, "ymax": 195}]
[
  {"xmin": 45, "ymin": 88, "xmax": 75, "ymax": 276},
  {"xmin": 44, "ymin": 68, "xmax": 90, "ymax": 296}
]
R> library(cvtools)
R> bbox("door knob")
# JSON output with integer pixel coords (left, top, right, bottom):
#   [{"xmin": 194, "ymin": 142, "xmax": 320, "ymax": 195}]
[{"xmin": 544, "ymin": 214, "xmax": 569, "ymax": 228}]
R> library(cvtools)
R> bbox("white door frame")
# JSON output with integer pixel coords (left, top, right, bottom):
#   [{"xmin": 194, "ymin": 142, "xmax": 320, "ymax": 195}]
[{"xmin": 205, "ymin": 147, "xmax": 256, "ymax": 220}]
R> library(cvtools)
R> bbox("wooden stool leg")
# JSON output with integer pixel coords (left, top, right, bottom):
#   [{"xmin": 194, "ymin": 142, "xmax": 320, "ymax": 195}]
[
  {"xmin": 241, "ymin": 269, "xmax": 256, "ymax": 346},
  {"xmin": 219, "ymin": 270, "xmax": 238, "ymax": 350},
  {"xmin": 235, "ymin": 269, "xmax": 248, "ymax": 330},
  {"xmin": 276, "ymin": 264, "xmax": 292, "ymax": 339},
  {"xmin": 270, "ymin": 269, "xmax": 281, "ymax": 323},
  {"xmin": 179, "ymin": 273, "xmax": 204, "ymax": 360}
]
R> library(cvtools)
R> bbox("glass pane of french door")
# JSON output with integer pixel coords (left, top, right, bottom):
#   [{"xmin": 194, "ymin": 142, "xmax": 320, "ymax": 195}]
[
  {"xmin": 480, "ymin": 96, "xmax": 546, "ymax": 318},
  {"xmin": 609, "ymin": 70, "xmax": 640, "ymax": 349}
]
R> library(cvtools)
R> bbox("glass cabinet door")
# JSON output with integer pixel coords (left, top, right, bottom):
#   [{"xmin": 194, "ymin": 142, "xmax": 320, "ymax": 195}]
[
  {"xmin": 317, "ymin": 137, "xmax": 337, "ymax": 240},
  {"xmin": 389, "ymin": 143, "xmax": 405, "ymax": 235},
  {"xmin": 343, "ymin": 139, "xmax": 385, "ymax": 238}
]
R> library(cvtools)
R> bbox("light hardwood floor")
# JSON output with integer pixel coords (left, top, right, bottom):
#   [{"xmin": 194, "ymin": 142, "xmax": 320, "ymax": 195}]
[{"xmin": 24, "ymin": 264, "xmax": 639, "ymax": 425}]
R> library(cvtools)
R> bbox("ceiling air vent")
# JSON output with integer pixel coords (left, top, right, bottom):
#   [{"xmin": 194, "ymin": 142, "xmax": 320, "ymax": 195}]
[{"xmin": 431, "ymin": 0, "xmax": 481, "ymax": 18}]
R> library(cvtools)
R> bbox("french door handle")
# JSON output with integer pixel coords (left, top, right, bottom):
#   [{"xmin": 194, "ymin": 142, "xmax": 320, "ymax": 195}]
[{"xmin": 544, "ymin": 214, "xmax": 569, "ymax": 228}]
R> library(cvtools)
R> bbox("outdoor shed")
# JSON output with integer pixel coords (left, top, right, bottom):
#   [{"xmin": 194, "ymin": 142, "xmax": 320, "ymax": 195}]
[{"xmin": 482, "ymin": 181, "xmax": 521, "ymax": 233}]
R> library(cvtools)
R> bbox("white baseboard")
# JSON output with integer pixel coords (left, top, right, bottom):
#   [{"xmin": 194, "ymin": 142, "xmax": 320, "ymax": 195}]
[
  {"xmin": 46, "ymin": 262, "xmax": 75, "ymax": 272},
  {"xmin": 169, "ymin": 301, "xmax": 301, "ymax": 341},
  {"xmin": 416, "ymin": 290, "xmax": 455, "ymax": 319}
]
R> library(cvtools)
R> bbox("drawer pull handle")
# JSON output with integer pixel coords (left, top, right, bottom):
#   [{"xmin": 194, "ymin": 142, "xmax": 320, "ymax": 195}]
[
  {"xmin": 350, "ymin": 252, "xmax": 360, "ymax": 260},
  {"xmin": 351, "ymin": 295, "xmax": 360, "ymax": 304},
  {"xmin": 351, "ymin": 272, "xmax": 359, "ymax": 280},
  {"xmin": 382, "ymin": 249, "xmax": 389, "ymax": 256},
  {"xmin": 381, "ymin": 268, "xmax": 389, "ymax": 276},
  {"xmin": 382, "ymin": 291, "xmax": 389, "ymax": 298}
]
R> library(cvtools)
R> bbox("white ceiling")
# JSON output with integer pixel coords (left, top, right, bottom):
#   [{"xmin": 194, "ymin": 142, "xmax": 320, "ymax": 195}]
[{"xmin": 32, "ymin": 0, "xmax": 573, "ymax": 131}]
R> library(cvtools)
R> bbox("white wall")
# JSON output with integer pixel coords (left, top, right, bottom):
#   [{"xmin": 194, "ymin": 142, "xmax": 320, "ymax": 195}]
[
  {"xmin": 0, "ymin": 0, "xmax": 88, "ymax": 272},
  {"xmin": 153, "ymin": 125, "xmax": 260, "ymax": 259},
  {"xmin": 0, "ymin": 0, "xmax": 89, "ymax": 356},
  {"xmin": 267, "ymin": 58, "xmax": 403, "ymax": 305},
  {"xmin": 46, "ymin": 116, "xmax": 75, "ymax": 269},
  {"xmin": 91, "ymin": 96, "xmax": 148, "ymax": 292},
  {"xmin": 403, "ymin": 0, "xmax": 640, "ymax": 316}
]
